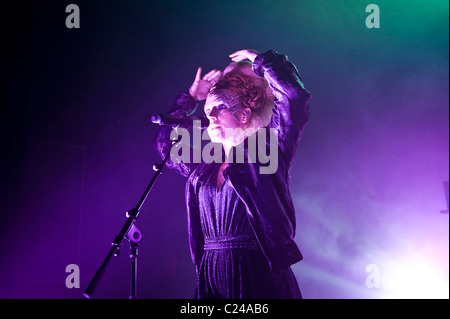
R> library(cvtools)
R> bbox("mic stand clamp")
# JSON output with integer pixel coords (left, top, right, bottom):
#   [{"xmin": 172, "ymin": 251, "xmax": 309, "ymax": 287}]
[
  {"xmin": 83, "ymin": 137, "xmax": 179, "ymax": 299},
  {"xmin": 127, "ymin": 224, "xmax": 142, "ymax": 299}
]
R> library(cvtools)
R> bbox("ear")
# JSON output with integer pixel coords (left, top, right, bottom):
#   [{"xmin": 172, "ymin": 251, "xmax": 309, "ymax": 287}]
[{"xmin": 241, "ymin": 108, "xmax": 252, "ymax": 124}]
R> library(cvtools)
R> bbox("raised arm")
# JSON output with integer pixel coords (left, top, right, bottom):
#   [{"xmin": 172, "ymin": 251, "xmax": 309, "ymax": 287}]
[
  {"xmin": 230, "ymin": 49, "xmax": 311, "ymax": 169},
  {"xmin": 152, "ymin": 68, "xmax": 222, "ymax": 177}
]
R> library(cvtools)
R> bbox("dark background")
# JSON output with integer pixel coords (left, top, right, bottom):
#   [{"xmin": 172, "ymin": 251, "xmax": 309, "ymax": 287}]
[{"xmin": 0, "ymin": 0, "xmax": 448, "ymax": 299}]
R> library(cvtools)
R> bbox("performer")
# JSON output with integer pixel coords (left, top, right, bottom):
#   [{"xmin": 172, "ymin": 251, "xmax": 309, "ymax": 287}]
[{"xmin": 153, "ymin": 49, "xmax": 311, "ymax": 299}]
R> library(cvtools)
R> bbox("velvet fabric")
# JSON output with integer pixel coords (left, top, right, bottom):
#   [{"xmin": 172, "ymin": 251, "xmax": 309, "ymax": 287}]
[{"xmin": 153, "ymin": 50, "xmax": 311, "ymax": 298}]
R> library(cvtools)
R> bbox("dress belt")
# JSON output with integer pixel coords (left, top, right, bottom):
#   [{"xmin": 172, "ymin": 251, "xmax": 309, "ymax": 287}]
[{"xmin": 204, "ymin": 239, "xmax": 259, "ymax": 250}]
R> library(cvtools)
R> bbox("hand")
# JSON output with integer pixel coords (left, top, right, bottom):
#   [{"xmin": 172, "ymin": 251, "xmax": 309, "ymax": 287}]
[
  {"xmin": 229, "ymin": 49, "xmax": 260, "ymax": 63},
  {"xmin": 189, "ymin": 67, "xmax": 222, "ymax": 101}
]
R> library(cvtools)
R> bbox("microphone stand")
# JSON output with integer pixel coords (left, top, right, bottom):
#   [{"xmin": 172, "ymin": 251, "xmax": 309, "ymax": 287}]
[{"xmin": 83, "ymin": 137, "xmax": 178, "ymax": 299}]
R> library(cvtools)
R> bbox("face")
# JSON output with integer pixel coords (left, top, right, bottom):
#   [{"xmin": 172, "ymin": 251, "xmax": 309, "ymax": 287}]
[{"xmin": 204, "ymin": 94, "xmax": 243, "ymax": 144}]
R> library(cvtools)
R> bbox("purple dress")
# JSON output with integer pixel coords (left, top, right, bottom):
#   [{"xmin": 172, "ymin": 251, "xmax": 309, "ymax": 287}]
[
  {"xmin": 154, "ymin": 50, "xmax": 311, "ymax": 299},
  {"xmin": 192, "ymin": 160, "xmax": 302, "ymax": 298}
]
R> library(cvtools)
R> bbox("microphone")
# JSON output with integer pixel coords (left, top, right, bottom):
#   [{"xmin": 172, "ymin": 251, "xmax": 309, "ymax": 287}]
[{"xmin": 151, "ymin": 114, "xmax": 209, "ymax": 129}]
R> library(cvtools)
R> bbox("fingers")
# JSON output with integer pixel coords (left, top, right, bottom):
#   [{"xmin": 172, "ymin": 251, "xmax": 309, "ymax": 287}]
[
  {"xmin": 211, "ymin": 70, "xmax": 222, "ymax": 81},
  {"xmin": 203, "ymin": 69, "xmax": 222, "ymax": 82},
  {"xmin": 210, "ymin": 70, "xmax": 222, "ymax": 85},
  {"xmin": 229, "ymin": 49, "xmax": 246, "ymax": 57},
  {"xmin": 194, "ymin": 67, "xmax": 202, "ymax": 82},
  {"xmin": 229, "ymin": 50, "xmax": 247, "ymax": 62},
  {"xmin": 229, "ymin": 49, "xmax": 259, "ymax": 63}
]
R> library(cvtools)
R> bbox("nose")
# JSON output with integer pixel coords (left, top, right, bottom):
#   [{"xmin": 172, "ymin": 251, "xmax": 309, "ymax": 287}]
[{"xmin": 207, "ymin": 106, "xmax": 219, "ymax": 119}]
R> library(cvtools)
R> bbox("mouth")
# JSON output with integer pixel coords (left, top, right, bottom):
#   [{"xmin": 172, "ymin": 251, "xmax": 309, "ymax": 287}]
[{"xmin": 209, "ymin": 125, "xmax": 221, "ymax": 130}]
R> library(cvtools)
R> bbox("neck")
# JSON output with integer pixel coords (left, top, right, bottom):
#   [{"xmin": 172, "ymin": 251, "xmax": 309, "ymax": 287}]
[
  {"xmin": 222, "ymin": 143, "xmax": 233, "ymax": 163},
  {"xmin": 221, "ymin": 131, "xmax": 248, "ymax": 162},
  {"xmin": 221, "ymin": 124, "xmax": 259, "ymax": 162}
]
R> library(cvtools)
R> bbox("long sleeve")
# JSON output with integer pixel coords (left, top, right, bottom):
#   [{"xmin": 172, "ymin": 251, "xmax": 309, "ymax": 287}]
[
  {"xmin": 252, "ymin": 50, "xmax": 311, "ymax": 170},
  {"xmin": 154, "ymin": 93, "xmax": 206, "ymax": 273},
  {"xmin": 152, "ymin": 92, "xmax": 200, "ymax": 177},
  {"xmin": 223, "ymin": 50, "xmax": 310, "ymax": 272}
]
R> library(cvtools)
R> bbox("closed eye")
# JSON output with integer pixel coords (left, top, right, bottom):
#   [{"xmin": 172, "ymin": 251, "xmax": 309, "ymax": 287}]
[{"xmin": 205, "ymin": 104, "xmax": 228, "ymax": 116}]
